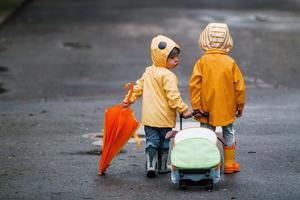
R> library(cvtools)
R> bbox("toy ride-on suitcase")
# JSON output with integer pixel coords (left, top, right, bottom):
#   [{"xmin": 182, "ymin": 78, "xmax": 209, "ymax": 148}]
[{"xmin": 169, "ymin": 117, "xmax": 224, "ymax": 190}]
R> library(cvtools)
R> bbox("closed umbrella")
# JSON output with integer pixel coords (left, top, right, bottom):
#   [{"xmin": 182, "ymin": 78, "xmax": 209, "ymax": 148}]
[{"xmin": 98, "ymin": 83, "xmax": 140, "ymax": 175}]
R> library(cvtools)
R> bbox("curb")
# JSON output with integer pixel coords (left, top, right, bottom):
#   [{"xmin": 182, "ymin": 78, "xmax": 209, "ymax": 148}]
[{"xmin": 0, "ymin": 0, "xmax": 32, "ymax": 28}]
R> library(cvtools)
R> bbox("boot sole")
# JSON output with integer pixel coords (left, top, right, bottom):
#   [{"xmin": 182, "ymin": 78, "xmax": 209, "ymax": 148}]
[
  {"xmin": 224, "ymin": 168, "xmax": 240, "ymax": 174},
  {"xmin": 147, "ymin": 170, "xmax": 157, "ymax": 178}
]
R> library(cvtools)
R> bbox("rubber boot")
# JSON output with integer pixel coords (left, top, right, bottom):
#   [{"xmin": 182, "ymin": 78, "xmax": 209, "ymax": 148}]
[
  {"xmin": 146, "ymin": 147, "xmax": 158, "ymax": 178},
  {"xmin": 223, "ymin": 144, "xmax": 240, "ymax": 174},
  {"xmin": 158, "ymin": 149, "xmax": 170, "ymax": 174}
]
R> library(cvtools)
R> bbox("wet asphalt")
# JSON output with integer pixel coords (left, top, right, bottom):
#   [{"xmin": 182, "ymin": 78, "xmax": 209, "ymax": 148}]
[{"xmin": 0, "ymin": 0, "xmax": 300, "ymax": 199}]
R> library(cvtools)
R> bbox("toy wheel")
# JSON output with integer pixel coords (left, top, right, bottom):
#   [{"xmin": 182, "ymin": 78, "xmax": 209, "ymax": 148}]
[
  {"xmin": 206, "ymin": 181, "xmax": 213, "ymax": 191},
  {"xmin": 220, "ymin": 151, "xmax": 224, "ymax": 174},
  {"xmin": 179, "ymin": 180, "xmax": 188, "ymax": 190}
]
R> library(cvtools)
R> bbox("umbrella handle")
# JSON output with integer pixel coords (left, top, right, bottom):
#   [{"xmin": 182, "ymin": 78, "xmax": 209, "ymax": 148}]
[{"xmin": 124, "ymin": 82, "xmax": 134, "ymax": 104}]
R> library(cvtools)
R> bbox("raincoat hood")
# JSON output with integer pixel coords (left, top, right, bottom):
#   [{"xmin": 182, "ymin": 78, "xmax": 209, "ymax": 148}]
[
  {"xmin": 199, "ymin": 23, "xmax": 233, "ymax": 53},
  {"xmin": 151, "ymin": 35, "xmax": 180, "ymax": 67}
]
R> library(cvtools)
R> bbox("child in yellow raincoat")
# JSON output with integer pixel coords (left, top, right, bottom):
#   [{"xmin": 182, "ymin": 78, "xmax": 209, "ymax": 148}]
[
  {"xmin": 189, "ymin": 23, "xmax": 246, "ymax": 174},
  {"xmin": 122, "ymin": 35, "xmax": 192, "ymax": 178}
]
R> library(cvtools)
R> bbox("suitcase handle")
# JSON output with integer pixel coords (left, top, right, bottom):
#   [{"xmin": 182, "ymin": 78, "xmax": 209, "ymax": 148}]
[{"xmin": 180, "ymin": 111, "xmax": 209, "ymax": 130}]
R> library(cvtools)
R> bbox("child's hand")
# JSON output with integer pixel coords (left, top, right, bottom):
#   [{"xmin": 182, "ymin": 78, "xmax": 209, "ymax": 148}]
[
  {"xmin": 182, "ymin": 110, "xmax": 193, "ymax": 119},
  {"xmin": 121, "ymin": 101, "xmax": 130, "ymax": 108},
  {"xmin": 235, "ymin": 110, "xmax": 243, "ymax": 118},
  {"xmin": 165, "ymin": 130, "xmax": 178, "ymax": 139},
  {"xmin": 193, "ymin": 109, "xmax": 204, "ymax": 119}
]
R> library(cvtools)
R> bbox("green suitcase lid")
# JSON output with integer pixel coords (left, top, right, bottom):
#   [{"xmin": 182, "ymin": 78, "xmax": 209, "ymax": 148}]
[{"xmin": 171, "ymin": 138, "xmax": 221, "ymax": 169}]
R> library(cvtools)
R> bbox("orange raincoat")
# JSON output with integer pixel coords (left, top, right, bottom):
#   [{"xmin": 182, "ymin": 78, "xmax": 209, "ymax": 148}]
[{"xmin": 189, "ymin": 23, "xmax": 246, "ymax": 126}]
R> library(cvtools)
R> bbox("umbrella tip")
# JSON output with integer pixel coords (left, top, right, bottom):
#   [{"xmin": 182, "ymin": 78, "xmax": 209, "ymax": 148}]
[{"xmin": 98, "ymin": 172, "xmax": 106, "ymax": 176}]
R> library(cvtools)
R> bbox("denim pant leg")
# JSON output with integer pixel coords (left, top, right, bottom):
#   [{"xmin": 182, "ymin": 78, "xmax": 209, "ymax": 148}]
[
  {"xmin": 158, "ymin": 128, "xmax": 172, "ymax": 150},
  {"xmin": 144, "ymin": 126, "xmax": 160, "ymax": 149},
  {"xmin": 222, "ymin": 124, "xmax": 235, "ymax": 147},
  {"xmin": 201, "ymin": 123, "xmax": 216, "ymax": 132}
]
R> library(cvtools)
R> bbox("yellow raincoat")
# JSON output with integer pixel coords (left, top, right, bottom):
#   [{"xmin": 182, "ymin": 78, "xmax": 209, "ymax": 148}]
[
  {"xmin": 125, "ymin": 35, "xmax": 188, "ymax": 128},
  {"xmin": 189, "ymin": 23, "xmax": 246, "ymax": 126}
]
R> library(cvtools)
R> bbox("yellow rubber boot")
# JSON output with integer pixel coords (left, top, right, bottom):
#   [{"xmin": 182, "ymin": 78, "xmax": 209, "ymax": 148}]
[{"xmin": 224, "ymin": 145, "xmax": 240, "ymax": 174}]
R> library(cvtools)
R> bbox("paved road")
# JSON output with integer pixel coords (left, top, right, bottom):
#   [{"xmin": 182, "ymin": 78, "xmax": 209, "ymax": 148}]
[{"xmin": 0, "ymin": 0, "xmax": 300, "ymax": 199}]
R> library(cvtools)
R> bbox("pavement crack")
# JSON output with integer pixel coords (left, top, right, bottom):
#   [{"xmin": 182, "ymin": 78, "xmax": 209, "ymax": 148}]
[{"xmin": 62, "ymin": 42, "xmax": 92, "ymax": 50}]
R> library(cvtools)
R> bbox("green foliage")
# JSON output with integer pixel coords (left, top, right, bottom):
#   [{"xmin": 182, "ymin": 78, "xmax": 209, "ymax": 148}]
[{"xmin": 0, "ymin": 0, "xmax": 23, "ymax": 13}]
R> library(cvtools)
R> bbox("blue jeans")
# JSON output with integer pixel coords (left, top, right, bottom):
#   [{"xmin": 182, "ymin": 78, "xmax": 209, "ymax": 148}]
[
  {"xmin": 144, "ymin": 126, "xmax": 171, "ymax": 150},
  {"xmin": 201, "ymin": 123, "xmax": 235, "ymax": 147}
]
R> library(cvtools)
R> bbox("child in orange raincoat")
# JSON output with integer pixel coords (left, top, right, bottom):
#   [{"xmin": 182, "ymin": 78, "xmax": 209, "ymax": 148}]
[
  {"xmin": 189, "ymin": 23, "xmax": 246, "ymax": 174},
  {"xmin": 122, "ymin": 35, "xmax": 192, "ymax": 178}
]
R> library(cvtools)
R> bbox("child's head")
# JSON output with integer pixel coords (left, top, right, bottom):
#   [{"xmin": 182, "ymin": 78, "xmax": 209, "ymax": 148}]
[
  {"xmin": 166, "ymin": 47, "xmax": 180, "ymax": 69},
  {"xmin": 150, "ymin": 35, "xmax": 181, "ymax": 68},
  {"xmin": 199, "ymin": 23, "xmax": 233, "ymax": 52}
]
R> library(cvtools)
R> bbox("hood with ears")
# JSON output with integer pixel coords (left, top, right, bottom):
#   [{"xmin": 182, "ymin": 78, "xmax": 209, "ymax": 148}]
[{"xmin": 151, "ymin": 35, "xmax": 180, "ymax": 67}]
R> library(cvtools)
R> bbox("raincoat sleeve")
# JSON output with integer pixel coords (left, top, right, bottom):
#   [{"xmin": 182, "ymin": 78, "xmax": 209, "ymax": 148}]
[
  {"xmin": 189, "ymin": 59, "xmax": 203, "ymax": 110},
  {"xmin": 163, "ymin": 73, "xmax": 188, "ymax": 114},
  {"xmin": 233, "ymin": 62, "xmax": 246, "ymax": 111},
  {"xmin": 124, "ymin": 75, "xmax": 144, "ymax": 104}
]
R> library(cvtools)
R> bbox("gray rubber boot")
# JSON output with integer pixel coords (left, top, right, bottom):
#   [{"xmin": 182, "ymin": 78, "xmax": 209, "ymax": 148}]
[
  {"xmin": 146, "ymin": 147, "xmax": 158, "ymax": 178},
  {"xmin": 158, "ymin": 149, "xmax": 171, "ymax": 174}
]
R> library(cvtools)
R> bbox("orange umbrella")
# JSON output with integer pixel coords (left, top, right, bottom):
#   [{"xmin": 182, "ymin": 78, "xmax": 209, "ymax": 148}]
[{"xmin": 98, "ymin": 83, "xmax": 140, "ymax": 175}]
